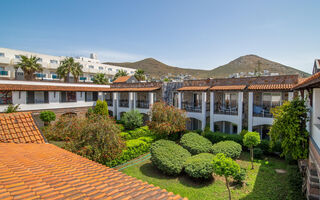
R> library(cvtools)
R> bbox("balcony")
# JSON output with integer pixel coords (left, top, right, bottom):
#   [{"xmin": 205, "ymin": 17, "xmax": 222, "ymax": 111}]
[
  {"xmin": 106, "ymin": 99, "xmax": 113, "ymax": 107},
  {"xmin": 136, "ymin": 100, "xmax": 149, "ymax": 109},
  {"xmin": 214, "ymin": 103, "xmax": 238, "ymax": 115},
  {"xmin": 182, "ymin": 102, "xmax": 202, "ymax": 113},
  {"xmin": 253, "ymin": 101, "xmax": 282, "ymax": 118},
  {"xmin": 119, "ymin": 100, "xmax": 129, "ymax": 108},
  {"xmin": 0, "ymin": 71, "xmax": 8, "ymax": 76},
  {"xmin": 80, "ymin": 77, "xmax": 87, "ymax": 81}
]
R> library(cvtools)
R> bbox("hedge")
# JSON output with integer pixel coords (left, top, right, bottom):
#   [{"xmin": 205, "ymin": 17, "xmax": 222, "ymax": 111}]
[
  {"xmin": 180, "ymin": 132, "xmax": 212, "ymax": 155},
  {"xmin": 120, "ymin": 126, "xmax": 153, "ymax": 140},
  {"xmin": 204, "ymin": 131, "xmax": 243, "ymax": 145},
  {"xmin": 184, "ymin": 153, "xmax": 215, "ymax": 179},
  {"xmin": 150, "ymin": 140, "xmax": 191, "ymax": 175},
  {"xmin": 211, "ymin": 141, "xmax": 242, "ymax": 159}
]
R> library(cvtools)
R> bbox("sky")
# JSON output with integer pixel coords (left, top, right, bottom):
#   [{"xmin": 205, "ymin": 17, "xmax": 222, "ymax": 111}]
[{"xmin": 0, "ymin": 0, "xmax": 319, "ymax": 73}]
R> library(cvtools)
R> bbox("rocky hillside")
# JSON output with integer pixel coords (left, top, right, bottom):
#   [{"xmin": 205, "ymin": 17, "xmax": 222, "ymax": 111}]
[{"xmin": 105, "ymin": 55, "xmax": 310, "ymax": 79}]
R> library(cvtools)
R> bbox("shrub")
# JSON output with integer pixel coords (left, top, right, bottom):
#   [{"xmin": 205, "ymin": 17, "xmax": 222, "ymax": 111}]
[
  {"xmin": 148, "ymin": 102, "xmax": 188, "ymax": 136},
  {"xmin": 257, "ymin": 140, "xmax": 271, "ymax": 154},
  {"xmin": 4, "ymin": 104, "xmax": 20, "ymax": 113},
  {"xmin": 240, "ymin": 129, "xmax": 248, "ymax": 137},
  {"xmin": 180, "ymin": 132, "xmax": 212, "ymax": 155},
  {"xmin": 86, "ymin": 107, "xmax": 94, "ymax": 118},
  {"xmin": 121, "ymin": 110, "xmax": 143, "ymax": 130},
  {"xmin": 39, "ymin": 111, "xmax": 56, "ymax": 126},
  {"xmin": 93, "ymin": 100, "xmax": 109, "ymax": 116},
  {"xmin": 150, "ymin": 140, "xmax": 191, "ymax": 175},
  {"xmin": 204, "ymin": 131, "xmax": 243, "ymax": 145},
  {"xmin": 63, "ymin": 115, "xmax": 125, "ymax": 164},
  {"xmin": 184, "ymin": 153, "xmax": 215, "ymax": 179},
  {"xmin": 243, "ymin": 131, "xmax": 261, "ymax": 169},
  {"xmin": 234, "ymin": 168, "xmax": 247, "ymax": 185},
  {"xmin": 253, "ymin": 148, "xmax": 263, "ymax": 159},
  {"xmin": 120, "ymin": 126, "xmax": 153, "ymax": 140},
  {"xmin": 211, "ymin": 141, "xmax": 242, "ymax": 159},
  {"xmin": 286, "ymin": 165, "xmax": 305, "ymax": 200}
]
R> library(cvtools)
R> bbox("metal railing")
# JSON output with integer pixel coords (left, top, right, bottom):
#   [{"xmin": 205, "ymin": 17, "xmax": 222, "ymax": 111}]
[
  {"xmin": 136, "ymin": 100, "xmax": 149, "ymax": 109},
  {"xmin": 253, "ymin": 101, "xmax": 282, "ymax": 118},
  {"xmin": 106, "ymin": 99, "xmax": 113, "ymax": 107},
  {"xmin": 119, "ymin": 100, "xmax": 129, "ymax": 107},
  {"xmin": 0, "ymin": 71, "xmax": 8, "ymax": 76},
  {"xmin": 214, "ymin": 104, "xmax": 238, "ymax": 115},
  {"xmin": 182, "ymin": 102, "xmax": 202, "ymax": 113}
]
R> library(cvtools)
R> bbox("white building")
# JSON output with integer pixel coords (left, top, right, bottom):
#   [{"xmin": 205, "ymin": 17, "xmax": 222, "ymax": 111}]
[{"xmin": 0, "ymin": 47, "xmax": 136, "ymax": 82}]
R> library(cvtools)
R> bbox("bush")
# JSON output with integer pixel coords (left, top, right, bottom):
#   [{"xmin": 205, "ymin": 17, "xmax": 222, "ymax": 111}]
[
  {"xmin": 148, "ymin": 102, "xmax": 188, "ymax": 136},
  {"xmin": 93, "ymin": 100, "xmax": 109, "ymax": 116},
  {"xmin": 253, "ymin": 148, "xmax": 263, "ymax": 159},
  {"xmin": 121, "ymin": 110, "xmax": 143, "ymax": 130},
  {"xmin": 240, "ymin": 129, "xmax": 248, "ymax": 137},
  {"xmin": 184, "ymin": 153, "xmax": 215, "ymax": 179},
  {"xmin": 211, "ymin": 141, "xmax": 242, "ymax": 159},
  {"xmin": 150, "ymin": 140, "xmax": 191, "ymax": 175},
  {"xmin": 39, "ymin": 111, "xmax": 56, "ymax": 126},
  {"xmin": 234, "ymin": 168, "xmax": 247, "ymax": 184},
  {"xmin": 243, "ymin": 131, "xmax": 261, "ymax": 169},
  {"xmin": 257, "ymin": 140, "xmax": 271, "ymax": 154},
  {"xmin": 204, "ymin": 131, "xmax": 243, "ymax": 145},
  {"xmin": 180, "ymin": 132, "xmax": 212, "ymax": 155},
  {"xmin": 4, "ymin": 104, "xmax": 20, "ymax": 113},
  {"xmin": 286, "ymin": 165, "xmax": 306, "ymax": 200},
  {"xmin": 120, "ymin": 126, "xmax": 154, "ymax": 140}
]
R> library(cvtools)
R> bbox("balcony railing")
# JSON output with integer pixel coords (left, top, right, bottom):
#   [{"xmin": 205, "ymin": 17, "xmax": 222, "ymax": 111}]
[
  {"xmin": 182, "ymin": 102, "xmax": 202, "ymax": 113},
  {"xmin": 136, "ymin": 100, "xmax": 149, "ymax": 109},
  {"xmin": 0, "ymin": 71, "xmax": 8, "ymax": 76},
  {"xmin": 214, "ymin": 104, "xmax": 238, "ymax": 115},
  {"xmin": 80, "ymin": 77, "xmax": 87, "ymax": 81},
  {"xmin": 253, "ymin": 101, "xmax": 282, "ymax": 118},
  {"xmin": 106, "ymin": 99, "xmax": 113, "ymax": 107},
  {"xmin": 119, "ymin": 100, "xmax": 129, "ymax": 108}
]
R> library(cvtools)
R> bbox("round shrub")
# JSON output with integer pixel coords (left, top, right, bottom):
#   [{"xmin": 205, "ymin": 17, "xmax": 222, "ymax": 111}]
[
  {"xmin": 253, "ymin": 148, "xmax": 263, "ymax": 159},
  {"xmin": 150, "ymin": 139, "xmax": 191, "ymax": 175},
  {"xmin": 184, "ymin": 153, "xmax": 215, "ymax": 179},
  {"xmin": 121, "ymin": 110, "xmax": 143, "ymax": 130},
  {"xmin": 180, "ymin": 132, "xmax": 212, "ymax": 155},
  {"xmin": 40, "ymin": 110, "xmax": 56, "ymax": 126},
  {"xmin": 211, "ymin": 141, "xmax": 242, "ymax": 159}
]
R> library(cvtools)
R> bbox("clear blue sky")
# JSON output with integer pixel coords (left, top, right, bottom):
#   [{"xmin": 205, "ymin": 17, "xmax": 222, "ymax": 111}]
[{"xmin": 1, "ymin": 0, "xmax": 319, "ymax": 73}]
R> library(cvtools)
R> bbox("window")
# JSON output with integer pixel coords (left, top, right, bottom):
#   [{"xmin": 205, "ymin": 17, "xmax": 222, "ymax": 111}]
[
  {"xmin": 89, "ymin": 65, "xmax": 94, "ymax": 69},
  {"xmin": 224, "ymin": 93, "xmax": 237, "ymax": 108},
  {"xmin": 60, "ymin": 91, "xmax": 76, "ymax": 103},
  {"xmin": 15, "ymin": 55, "xmax": 21, "ymax": 59},
  {"xmin": 193, "ymin": 93, "xmax": 201, "ymax": 107},
  {"xmin": 0, "ymin": 91, "xmax": 12, "ymax": 105},
  {"xmin": 99, "ymin": 66, "xmax": 103, "ymax": 70},
  {"xmin": 50, "ymin": 60, "xmax": 58, "ymax": 64},
  {"xmin": 0, "ymin": 53, "xmax": 4, "ymax": 57},
  {"xmin": 85, "ymin": 92, "xmax": 98, "ymax": 102},
  {"xmin": 38, "ymin": 58, "xmax": 43, "ymax": 62},
  {"xmin": 27, "ymin": 91, "xmax": 49, "ymax": 104},
  {"xmin": 262, "ymin": 92, "xmax": 281, "ymax": 108},
  {"xmin": 108, "ymin": 68, "xmax": 112, "ymax": 71}
]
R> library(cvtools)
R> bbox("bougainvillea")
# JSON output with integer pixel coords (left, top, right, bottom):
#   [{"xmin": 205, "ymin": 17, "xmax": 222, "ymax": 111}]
[{"xmin": 148, "ymin": 101, "xmax": 188, "ymax": 136}]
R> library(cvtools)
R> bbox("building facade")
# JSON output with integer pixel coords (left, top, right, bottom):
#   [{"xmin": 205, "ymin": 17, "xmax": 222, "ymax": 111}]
[{"xmin": 0, "ymin": 47, "xmax": 136, "ymax": 82}]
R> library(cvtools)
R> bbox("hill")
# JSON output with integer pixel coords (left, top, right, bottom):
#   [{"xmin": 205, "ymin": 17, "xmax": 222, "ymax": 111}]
[{"xmin": 105, "ymin": 55, "xmax": 310, "ymax": 79}]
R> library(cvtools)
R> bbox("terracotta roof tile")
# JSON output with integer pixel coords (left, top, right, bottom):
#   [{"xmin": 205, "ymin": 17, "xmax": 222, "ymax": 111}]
[
  {"xmin": 106, "ymin": 87, "xmax": 161, "ymax": 92},
  {"xmin": 0, "ymin": 112, "xmax": 45, "ymax": 144},
  {"xmin": 177, "ymin": 86, "xmax": 209, "ymax": 91},
  {"xmin": 113, "ymin": 76, "xmax": 132, "ymax": 83},
  {"xmin": 248, "ymin": 84, "xmax": 294, "ymax": 90},
  {"xmin": 0, "ymin": 143, "xmax": 185, "ymax": 200},
  {"xmin": 0, "ymin": 84, "xmax": 110, "ymax": 92},
  {"xmin": 294, "ymin": 71, "xmax": 320, "ymax": 89},
  {"xmin": 210, "ymin": 85, "xmax": 246, "ymax": 91}
]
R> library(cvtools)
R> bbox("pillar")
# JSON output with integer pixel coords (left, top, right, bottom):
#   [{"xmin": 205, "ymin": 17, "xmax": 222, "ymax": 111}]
[
  {"xmin": 178, "ymin": 92, "xmax": 182, "ymax": 109},
  {"xmin": 248, "ymin": 92, "xmax": 253, "ymax": 132},
  {"xmin": 237, "ymin": 91, "xmax": 243, "ymax": 134},
  {"xmin": 201, "ymin": 92, "xmax": 207, "ymax": 130},
  {"xmin": 114, "ymin": 92, "xmax": 120, "ymax": 120},
  {"xmin": 133, "ymin": 92, "xmax": 137, "ymax": 109},
  {"xmin": 129, "ymin": 92, "xmax": 134, "ymax": 110},
  {"xmin": 210, "ymin": 92, "xmax": 215, "ymax": 132},
  {"xmin": 288, "ymin": 92, "xmax": 294, "ymax": 101}
]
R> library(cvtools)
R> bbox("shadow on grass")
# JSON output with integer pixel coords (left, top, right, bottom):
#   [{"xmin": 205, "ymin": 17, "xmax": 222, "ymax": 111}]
[
  {"xmin": 178, "ymin": 173, "xmax": 214, "ymax": 188},
  {"xmin": 140, "ymin": 162, "xmax": 178, "ymax": 180}
]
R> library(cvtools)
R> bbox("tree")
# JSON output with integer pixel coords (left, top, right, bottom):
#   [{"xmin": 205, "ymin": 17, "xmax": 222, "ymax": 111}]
[
  {"xmin": 56, "ymin": 57, "xmax": 83, "ymax": 83},
  {"xmin": 40, "ymin": 111, "xmax": 56, "ymax": 126},
  {"xmin": 269, "ymin": 98, "xmax": 309, "ymax": 160},
  {"xmin": 148, "ymin": 101, "xmax": 188, "ymax": 136},
  {"xmin": 14, "ymin": 55, "xmax": 43, "ymax": 80},
  {"xmin": 134, "ymin": 69, "xmax": 146, "ymax": 81},
  {"xmin": 92, "ymin": 73, "xmax": 109, "ymax": 84},
  {"xmin": 243, "ymin": 131, "xmax": 261, "ymax": 169},
  {"xmin": 93, "ymin": 100, "xmax": 109, "ymax": 116},
  {"xmin": 212, "ymin": 153, "xmax": 240, "ymax": 200},
  {"xmin": 113, "ymin": 69, "xmax": 128, "ymax": 81}
]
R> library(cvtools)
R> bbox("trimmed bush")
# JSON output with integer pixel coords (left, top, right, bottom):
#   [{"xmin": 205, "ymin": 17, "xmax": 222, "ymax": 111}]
[
  {"xmin": 121, "ymin": 110, "xmax": 143, "ymax": 130},
  {"xmin": 120, "ymin": 126, "xmax": 153, "ymax": 140},
  {"xmin": 211, "ymin": 141, "xmax": 242, "ymax": 159},
  {"xmin": 180, "ymin": 132, "xmax": 212, "ymax": 155},
  {"xmin": 204, "ymin": 131, "xmax": 243, "ymax": 145},
  {"xmin": 253, "ymin": 148, "xmax": 263, "ymax": 159},
  {"xmin": 93, "ymin": 100, "xmax": 109, "ymax": 116},
  {"xmin": 234, "ymin": 168, "xmax": 247, "ymax": 184},
  {"xmin": 40, "ymin": 110, "xmax": 56, "ymax": 126},
  {"xmin": 150, "ymin": 140, "xmax": 191, "ymax": 175},
  {"xmin": 184, "ymin": 153, "xmax": 215, "ymax": 179}
]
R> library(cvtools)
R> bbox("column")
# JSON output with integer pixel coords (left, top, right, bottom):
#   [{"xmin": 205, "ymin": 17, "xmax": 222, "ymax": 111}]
[
  {"xmin": 149, "ymin": 92, "xmax": 154, "ymax": 106},
  {"xmin": 210, "ymin": 92, "xmax": 215, "ymax": 132},
  {"xmin": 133, "ymin": 92, "xmax": 137, "ymax": 109},
  {"xmin": 248, "ymin": 92, "xmax": 253, "ymax": 132},
  {"xmin": 114, "ymin": 92, "xmax": 120, "ymax": 120},
  {"xmin": 201, "ymin": 92, "xmax": 207, "ymax": 130},
  {"xmin": 129, "ymin": 92, "xmax": 134, "ymax": 110},
  {"xmin": 98, "ymin": 92, "xmax": 104, "ymax": 101},
  {"xmin": 178, "ymin": 92, "xmax": 182, "ymax": 109},
  {"xmin": 288, "ymin": 92, "xmax": 294, "ymax": 101},
  {"xmin": 237, "ymin": 91, "xmax": 243, "ymax": 134}
]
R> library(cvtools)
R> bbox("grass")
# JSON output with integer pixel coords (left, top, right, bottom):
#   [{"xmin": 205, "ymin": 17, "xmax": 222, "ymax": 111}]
[{"xmin": 122, "ymin": 152, "xmax": 301, "ymax": 200}]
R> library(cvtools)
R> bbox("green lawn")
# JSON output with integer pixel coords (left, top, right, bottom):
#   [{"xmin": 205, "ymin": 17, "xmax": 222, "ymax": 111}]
[{"xmin": 122, "ymin": 153, "xmax": 298, "ymax": 200}]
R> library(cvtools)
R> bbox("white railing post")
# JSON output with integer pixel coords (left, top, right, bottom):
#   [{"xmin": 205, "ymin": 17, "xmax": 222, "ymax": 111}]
[{"xmin": 248, "ymin": 92, "xmax": 253, "ymax": 132}]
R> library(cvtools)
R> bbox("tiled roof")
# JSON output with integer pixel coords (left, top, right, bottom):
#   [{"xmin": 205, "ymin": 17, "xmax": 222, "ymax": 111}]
[
  {"xmin": 0, "ymin": 112, "xmax": 45, "ymax": 144},
  {"xmin": 0, "ymin": 143, "xmax": 186, "ymax": 200},
  {"xmin": 210, "ymin": 85, "xmax": 246, "ymax": 91},
  {"xmin": 177, "ymin": 86, "xmax": 210, "ymax": 91},
  {"xmin": 248, "ymin": 84, "xmax": 294, "ymax": 90},
  {"xmin": 0, "ymin": 84, "xmax": 109, "ymax": 91},
  {"xmin": 106, "ymin": 87, "xmax": 161, "ymax": 92},
  {"xmin": 113, "ymin": 76, "xmax": 132, "ymax": 83},
  {"xmin": 294, "ymin": 71, "xmax": 320, "ymax": 89}
]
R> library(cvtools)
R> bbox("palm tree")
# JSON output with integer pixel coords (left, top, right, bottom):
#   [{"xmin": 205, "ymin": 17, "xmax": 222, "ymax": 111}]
[
  {"xmin": 56, "ymin": 57, "xmax": 83, "ymax": 82},
  {"xmin": 14, "ymin": 55, "xmax": 43, "ymax": 80},
  {"xmin": 93, "ymin": 73, "xmax": 109, "ymax": 84},
  {"xmin": 134, "ymin": 69, "xmax": 146, "ymax": 81},
  {"xmin": 113, "ymin": 69, "xmax": 128, "ymax": 81}
]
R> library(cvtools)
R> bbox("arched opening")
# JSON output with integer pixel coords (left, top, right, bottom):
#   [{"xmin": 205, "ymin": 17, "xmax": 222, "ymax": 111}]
[
  {"xmin": 253, "ymin": 125, "xmax": 271, "ymax": 140},
  {"xmin": 214, "ymin": 121, "xmax": 237, "ymax": 134},
  {"xmin": 61, "ymin": 112, "xmax": 77, "ymax": 118},
  {"xmin": 186, "ymin": 118, "xmax": 202, "ymax": 131}
]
